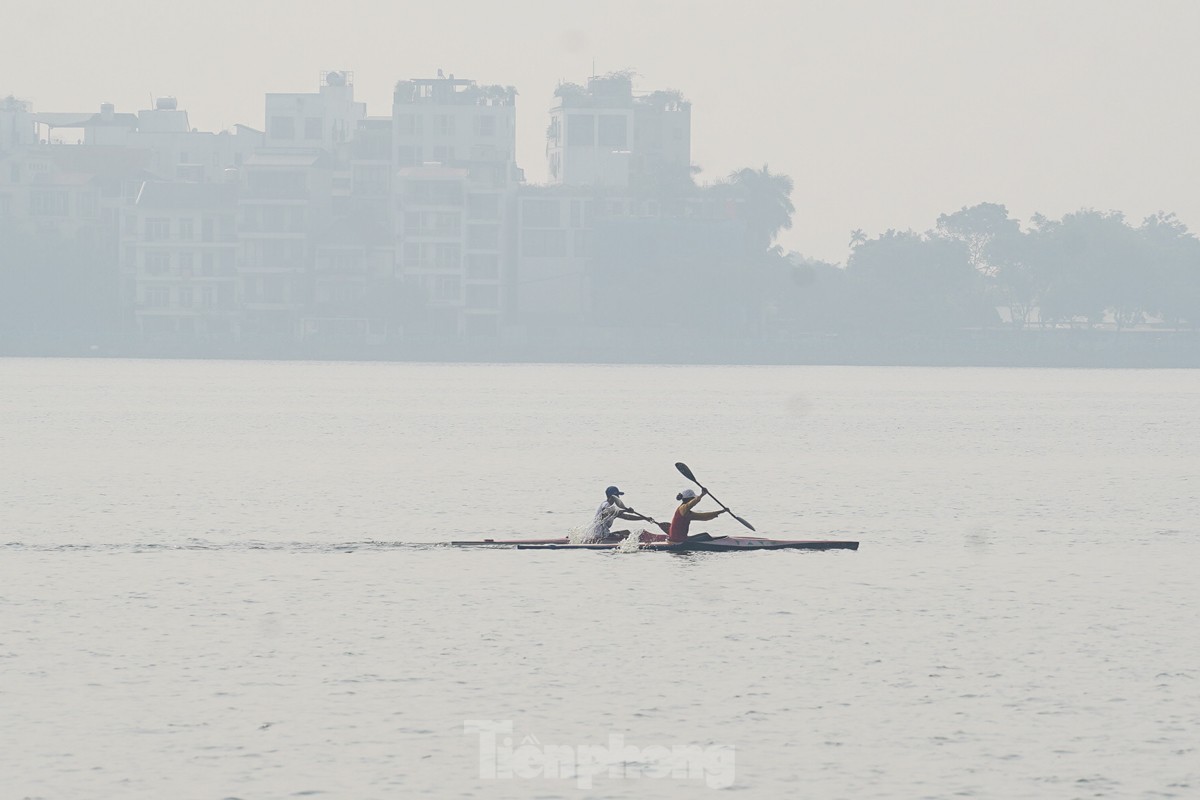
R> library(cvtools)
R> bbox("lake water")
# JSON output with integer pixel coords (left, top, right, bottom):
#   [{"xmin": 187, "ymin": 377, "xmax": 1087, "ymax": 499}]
[{"xmin": 2, "ymin": 358, "xmax": 1198, "ymax": 799}]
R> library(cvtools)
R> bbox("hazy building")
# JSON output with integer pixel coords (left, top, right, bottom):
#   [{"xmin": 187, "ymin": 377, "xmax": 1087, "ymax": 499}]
[
  {"xmin": 545, "ymin": 74, "xmax": 691, "ymax": 190},
  {"xmin": 0, "ymin": 95, "xmax": 36, "ymax": 153},
  {"xmin": 25, "ymin": 98, "xmax": 262, "ymax": 183},
  {"xmin": 265, "ymin": 71, "xmax": 366, "ymax": 152},
  {"xmin": 126, "ymin": 98, "xmax": 263, "ymax": 183},
  {"xmin": 391, "ymin": 74, "xmax": 519, "ymax": 338},
  {"xmin": 302, "ymin": 213, "xmax": 396, "ymax": 347},
  {"xmin": 121, "ymin": 180, "xmax": 240, "ymax": 342},
  {"xmin": 517, "ymin": 75, "xmax": 701, "ymax": 337},
  {"xmin": 237, "ymin": 150, "xmax": 333, "ymax": 341}
]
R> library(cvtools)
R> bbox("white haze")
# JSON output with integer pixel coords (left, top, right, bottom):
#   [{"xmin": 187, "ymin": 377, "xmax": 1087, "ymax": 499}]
[{"xmin": 5, "ymin": 0, "xmax": 1200, "ymax": 261}]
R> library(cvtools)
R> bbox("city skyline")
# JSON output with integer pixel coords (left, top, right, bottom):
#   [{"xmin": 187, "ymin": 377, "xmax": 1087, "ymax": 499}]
[{"xmin": 6, "ymin": 0, "xmax": 1200, "ymax": 262}]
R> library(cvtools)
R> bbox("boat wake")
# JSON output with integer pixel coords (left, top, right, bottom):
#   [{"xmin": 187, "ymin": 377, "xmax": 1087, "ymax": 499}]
[{"xmin": 1, "ymin": 540, "xmax": 446, "ymax": 554}]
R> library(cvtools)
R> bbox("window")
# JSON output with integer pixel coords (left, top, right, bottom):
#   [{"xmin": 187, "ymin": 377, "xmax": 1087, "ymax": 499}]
[
  {"xmin": 396, "ymin": 145, "xmax": 421, "ymax": 165},
  {"xmin": 405, "ymin": 211, "xmax": 460, "ymax": 236},
  {"xmin": 403, "ymin": 242, "xmax": 423, "ymax": 268},
  {"xmin": 264, "ymin": 276, "xmax": 286, "ymax": 302},
  {"xmin": 353, "ymin": 165, "xmax": 388, "ymax": 196},
  {"xmin": 145, "ymin": 252, "xmax": 171, "ymax": 275},
  {"xmin": 475, "ymin": 115, "xmax": 496, "ymax": 137},
  {"xmin": 145, "ymin": 218, "xmax": 170, "ymax": 241},
  {"xmin": 598, "ymin": 115, "xmax": 628, "ymax": 147},
  {"xmin": 466, "ymin": 284, "xmax": 499, "ymax": 310},
  {"xmin": 124, "ymin": 214, "xmax": 137, "ymax": 235},
  {"xmin": 433, "ymin": 275, "xmax": 460, "ymax": 302},
  {"xmin": 180, "ymin": 252, "xmax": 194, "ymax": 273},
  {"xmin": 567, "ymin": 114, "xmax": 595, "ymax": 146},
  {"xmin": 395, "ymin": 114, "xmax": 421, "ymax": 135},
  {"xmin": 304, "ymin": 117, "xmax": 323, "ymax": 140},
  {"xmin": 467, "ymin": 193, "xmax": 499, "ymax": 221},
  {"xmin": 29, "ymin": 190, "xmax": 68, "ymax": 216},
  {"xmin": 202, "ymin": 252, "xmax": 214, "ymax": 275},
  {"xmin": 263, "ymin": 205, "xmax": 286, "ymax": 233},
  {"xmin": 522, "ymin": 199, "xmax": 560, "ymax": 228},
  {"xmin": 179, "ymin": 287, "xmax": 193, "ymax": 308},
  {"xmin": 467, "ymin": 224, "xmax": 499, "ymax": 249},
  {"xmin": 573, "ymin": 230, "xmax": 593, "ymax": 257},
  {"xmin": 201, "ymin": 218, "xmax": 215, "ymax": 242},
  {"xmin": 179, "ymin": 219, "xmax": 194, "ymax": 240},
  {"xmin": 434, "ymin": 243, "xmax": 461, "ymax": 268},
  {"xmin": 405, "ymin": 180, "xmax": 463, "ymax": 206},
  {"xmin": 146, "ymin": 287, "xmax": 170, "ymax": 307},
  {"xmin": 521, "ymin": 229, "xmax": 567, "ymax": 257},
  {"xmin": 269, "ymin": 116, "xmax": 295, "ymax": 140},
  {"xmin": 431, "ymin": 146, "xmax": 453, "ymax": 163},
  {"xmin": 435, "ymin": 115, "xmax": 455, "ymax": 135},
  {"xmin": 466, "ymin": 254, "xmax": 499, "ymax": 279},
  {"xmin": 78, "ymin": 192, "xmax": 98, "ymax": 218}
]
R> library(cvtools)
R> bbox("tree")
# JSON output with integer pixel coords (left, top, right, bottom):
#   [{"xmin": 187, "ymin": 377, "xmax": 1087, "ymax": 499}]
[
  {"xmin": 1032, "ymin": 210, "xmax": 1142, "ymax": 328},
  {"xmin": 1140, "ymin": 212, "xmax": 1200, "ymax": 329},
  {"xmin": 720, "ymin": 164, "xmax": 795, "ymax": 254},
  {"xmin": 848, "ymin": 229, "xmax": 867, "ymax": 250},
  {"xmin": 846, "ymin": 230, "xmax": 993, "ymax": 332},
  {"xmin": 934, "ymin": 203, "xmax": 1021, "ymax": 276}
]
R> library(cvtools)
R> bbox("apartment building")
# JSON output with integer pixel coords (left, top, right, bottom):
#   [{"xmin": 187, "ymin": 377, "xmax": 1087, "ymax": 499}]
[
  {"xmin": 122, "ymin": 181, "xmax": 240, "ymax": 341},
  {"xmin": 545, "ymin": 73, "xmax": 691, "ymax": 190},
  {"xmin": 237, "ymin": 150, "xmax": 333, "ymax": 340},
  {"xmin": 392, "ymin": 74, "xmax": 519, "ymax": 338}
]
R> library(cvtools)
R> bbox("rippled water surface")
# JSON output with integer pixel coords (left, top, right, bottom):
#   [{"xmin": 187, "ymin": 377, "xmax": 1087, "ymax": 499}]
[{"xmin": 2, "ymin": 359, "xmax": 1198, "ymax": 799}]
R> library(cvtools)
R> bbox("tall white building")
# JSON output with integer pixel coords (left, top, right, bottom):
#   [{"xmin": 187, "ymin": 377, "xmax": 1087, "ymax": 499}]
[
  {"xmin": 391, "ymin": 74, "xmax": 518, "ymax": 338},
  {"xmin": 237, "ymin": 151, "xmax": 333, "ymax": 341},
  {"xmin": 122, "ymin": 181, "xmax": 241, "ymax": 342},
  {"xmin": 265, "ymin": 71, "xmax": 366, "ymax": 151},
  {"xmin": 0, "ymin": 95, "xmax": 36, "ymax": 152},
  {"xmin": 545, "ymin": 74, "xmax": 691, "ymax": 190}
]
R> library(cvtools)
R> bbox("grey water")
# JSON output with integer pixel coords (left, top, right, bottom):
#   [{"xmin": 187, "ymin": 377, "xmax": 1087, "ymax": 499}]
[{"xmin": 2, "ymin": 358, "xmax": 1197, "ymax": 799}]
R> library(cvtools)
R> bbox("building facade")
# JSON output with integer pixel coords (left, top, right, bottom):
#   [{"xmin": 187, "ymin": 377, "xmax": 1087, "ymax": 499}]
[{"xmin": 392, "ymin": 75, "xmax": 519, "ymax": 338}]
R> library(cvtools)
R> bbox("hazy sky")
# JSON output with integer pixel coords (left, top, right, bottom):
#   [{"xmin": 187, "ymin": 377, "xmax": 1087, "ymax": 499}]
[{"xmin": 6, "ymin": 0, "xmax": 1199, "ymax": 261}]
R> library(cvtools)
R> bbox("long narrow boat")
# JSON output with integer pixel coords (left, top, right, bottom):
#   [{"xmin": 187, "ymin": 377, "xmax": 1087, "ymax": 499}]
[
  {"xmin": 516, "ymin": 536, "xmax": 858, "ymax": 552},
  {"xmin": 451, "ymin": 532, "xmax": 858, "ymax": 552}
]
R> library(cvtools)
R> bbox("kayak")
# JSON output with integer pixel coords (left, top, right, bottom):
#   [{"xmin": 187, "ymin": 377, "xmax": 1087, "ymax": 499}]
[
  {"xmin": 452, "ymin": 532, "xmax": 858, "ymax": 552},
  {"xmin": 516, "ymin": 536, "xmax": 857, "ymax": 552}
]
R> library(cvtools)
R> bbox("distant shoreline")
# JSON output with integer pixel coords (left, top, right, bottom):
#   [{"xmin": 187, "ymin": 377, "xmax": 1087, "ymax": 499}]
[{"xmin": 4, "ymin": 328, "xmax": 1199, "ymax": 368}]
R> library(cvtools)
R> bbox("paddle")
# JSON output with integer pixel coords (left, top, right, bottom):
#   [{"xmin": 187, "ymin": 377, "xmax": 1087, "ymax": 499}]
[
  {"xmin": 674, "ymin": 462, "xmax": 756, "ymax": 531},
  {"xmin": 624, "ymin": 507, "xmax": 669, "ymax": 533}
]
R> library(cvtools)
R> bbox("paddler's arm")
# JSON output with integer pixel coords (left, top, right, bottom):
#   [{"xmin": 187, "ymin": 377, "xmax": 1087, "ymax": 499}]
[
  {"xmin": 690, "ymin": 509, "xmax": 727, "ymax": 521},
  {"xmin": 681, "ymin": 491, "xmax": 706, "ymax": 513}
]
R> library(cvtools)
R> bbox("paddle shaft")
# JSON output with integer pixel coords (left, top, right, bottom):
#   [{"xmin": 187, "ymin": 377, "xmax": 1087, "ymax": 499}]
[{"xmin": 674, "ymin": 462, "xmax": 756, "ymax": 531}]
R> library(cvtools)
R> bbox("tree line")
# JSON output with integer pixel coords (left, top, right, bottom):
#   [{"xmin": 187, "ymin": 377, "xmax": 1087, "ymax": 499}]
[{"xmin": 745, "ymin": 198, "xmax": 1200, "ymax": 336}]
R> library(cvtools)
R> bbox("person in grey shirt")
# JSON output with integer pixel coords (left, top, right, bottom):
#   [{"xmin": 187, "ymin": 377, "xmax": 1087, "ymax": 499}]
[{"xmin": 588, "ymin": 485, "xmax": 644, "ymax": 542}]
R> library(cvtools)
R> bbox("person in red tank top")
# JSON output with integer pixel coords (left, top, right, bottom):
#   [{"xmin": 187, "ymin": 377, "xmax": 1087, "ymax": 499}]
[{"xmin": 667, "ymin": 488, "xmax": 727, "ymax": 543}]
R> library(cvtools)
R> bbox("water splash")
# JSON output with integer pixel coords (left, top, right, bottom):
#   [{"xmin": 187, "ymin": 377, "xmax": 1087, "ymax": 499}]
[{"xmin": 567, "ymin": 520, "xmax": 605, "ymax": 544}]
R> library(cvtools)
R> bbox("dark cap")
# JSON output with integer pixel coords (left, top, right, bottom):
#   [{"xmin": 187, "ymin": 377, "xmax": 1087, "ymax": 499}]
[{"xmin": 605, "ymin": 485, "xmax": 624, "ymax": 497}]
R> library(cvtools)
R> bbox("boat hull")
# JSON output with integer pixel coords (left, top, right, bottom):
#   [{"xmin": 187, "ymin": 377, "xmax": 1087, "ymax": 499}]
[{"xmin": 514, "ymin": 537, "xmax": 858, "ymax": 552}]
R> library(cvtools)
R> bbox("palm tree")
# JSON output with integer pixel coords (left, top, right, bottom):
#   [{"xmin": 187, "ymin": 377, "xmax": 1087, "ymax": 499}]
[
  {"xmin": 723, "ymin": 165, "xmax": 795, "ymax": 254},
  {"xmin": 848, "ymin": 229, "xmax": 867, "ymax": 250}
]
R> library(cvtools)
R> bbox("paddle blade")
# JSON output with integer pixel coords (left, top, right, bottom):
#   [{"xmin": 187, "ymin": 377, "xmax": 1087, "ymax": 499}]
[
  {"xmin": 675, "ymin": 462, "xmax": 698, "ymax": 483},
  {"xmin": 732, "ymin": 513, "xmax": 756, "ymax": 532}
]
